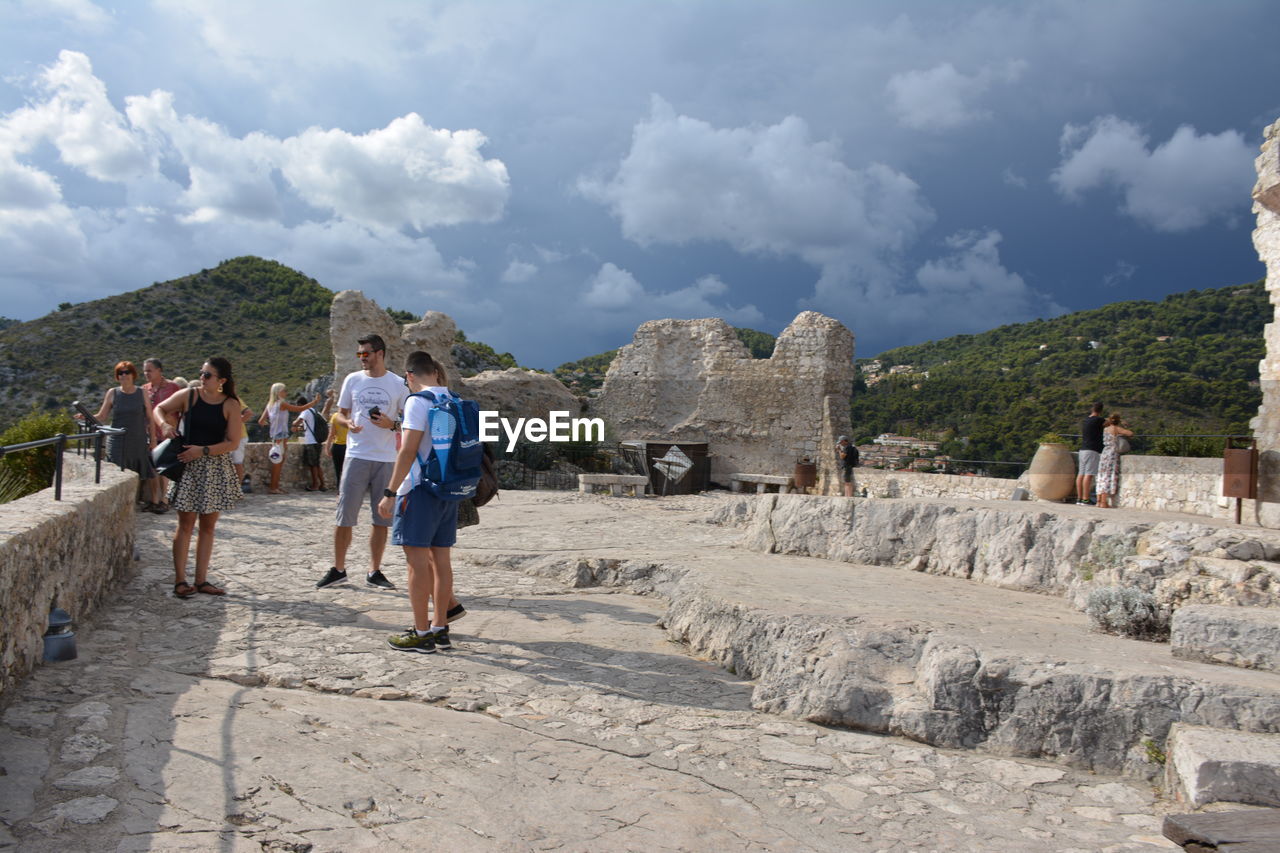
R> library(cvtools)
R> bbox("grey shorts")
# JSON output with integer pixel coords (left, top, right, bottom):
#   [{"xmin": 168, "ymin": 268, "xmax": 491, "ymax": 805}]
[
  {"xmin": 1078, "ymin": 449, "xmax": 1101, "ymax": 477},
  {"xmin": 335, "ymin": 457, "xmax": 393, "ymax": 528}
]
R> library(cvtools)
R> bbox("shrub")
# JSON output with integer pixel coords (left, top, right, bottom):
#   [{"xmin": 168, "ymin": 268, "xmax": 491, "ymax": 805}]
[
  {"xmin": 1085, "ymin": 586, "xmax": 1169, "ymax": 641},
  {"xmin": 0, "ymin": 410, "xmax": 78, "ymax": 502}
]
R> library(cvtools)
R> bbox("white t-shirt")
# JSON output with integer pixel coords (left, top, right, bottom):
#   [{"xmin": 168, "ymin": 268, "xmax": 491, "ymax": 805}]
[
  {"xmin": 337, "ymin": 370, "xmax": 407, "ymax": 463},
  {"xmin": 396, "ymin": 387, "xmax": 453, "ymax": 496},
  {"xmin": 298, "ymin": 408, "xmax": 319, "ymax": 445}
]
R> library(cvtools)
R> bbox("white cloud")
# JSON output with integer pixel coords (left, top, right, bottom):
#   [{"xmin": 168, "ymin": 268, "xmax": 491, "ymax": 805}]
[
  {"xmin": 886, "ymin": 60, "xmax": 1026, "ymax": 131},
  {"xmin": 1103, "ymin": 259, "xmax": 1137, "ymax": 288},
  {"xmin": 581, "ymin": 97, "xmax": 934, "ymax": 274},
  {"xmin": 583, "ymin": 262, "xmax": 644, "ymax": 310},
  {"xmin": 17, "ymin": 0, "xmax": 111, "ymax": 30},
  {"xmin": 278, "ymin": 114, "xmax": 509, "ymax": 231},
  {"xmin": 500, "ymin": 260, "xmax": 537, "ymax": 284},
  {"xmin": 1002, "ymin": 167, "xmax": 1028, "ymax": 189},
  {"xmin": 3, "ymin": 51, "xmax": 151, "ymax": 183},
  {"xmin": 582, "ymin": 263, "xmax": 762, "ymax": 327},
  {"xmin": 1051, "ymin": 115, "xmax": 1254, "ymax": 232}
]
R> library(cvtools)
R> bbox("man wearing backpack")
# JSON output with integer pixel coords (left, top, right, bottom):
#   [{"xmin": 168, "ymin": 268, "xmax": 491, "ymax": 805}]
[
  {"xmin": 378, "ymin": 350, "xmax": 474, "ymax": 653},
  {"xmin": 315, "ymin": 334, "xmax": 408, "ymax": 591},
  {"xmin": 294, "ymin": 395, "xmax": 328, "ymax": 492},
  {"xmin": 838, "ymin": 435, "xmax": 859, "ymax": 497}
]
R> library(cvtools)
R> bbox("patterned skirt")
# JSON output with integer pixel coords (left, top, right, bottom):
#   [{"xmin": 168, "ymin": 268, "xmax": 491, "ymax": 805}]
[{"xmin": 169, "ymin": 454, "xmax": 242, "ymax": 514}]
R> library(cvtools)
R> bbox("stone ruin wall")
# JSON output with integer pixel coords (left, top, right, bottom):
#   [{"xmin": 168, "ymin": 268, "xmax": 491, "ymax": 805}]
[
  {"xmin": 1252, "ymin": 118, "xmax": 1280, "ymax": 522},
  {"xmin": 594, "ymin": 312, "xmax": 855, "ymax": 494},
  {"xmin": 328, "ymin": 291, "xmax": 580, "ymax": 423}
]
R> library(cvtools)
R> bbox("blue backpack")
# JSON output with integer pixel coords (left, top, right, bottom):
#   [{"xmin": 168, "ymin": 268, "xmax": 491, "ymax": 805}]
[{"xmin": 410, "ymin": 389, "xmax": 483, "ymax": 501}]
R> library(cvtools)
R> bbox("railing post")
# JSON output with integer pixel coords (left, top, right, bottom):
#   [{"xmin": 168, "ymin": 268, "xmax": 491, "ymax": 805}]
[
  {"xmin": 94, "ymin": 431, "xmax": 103, "ymax": 484},
  {"xmin": 53, "ymin": 433, "xmax": 66, "ymax": 501}
]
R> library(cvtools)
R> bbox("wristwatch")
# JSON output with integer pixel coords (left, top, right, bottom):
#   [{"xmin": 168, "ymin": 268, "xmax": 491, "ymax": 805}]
[
  {"xmin": 201, "ymin": 446, "xmax": 209, "ymax": 457},
  {"xmin": 383, "ymin": 488, "xmax": 395, "ymax": 498}
]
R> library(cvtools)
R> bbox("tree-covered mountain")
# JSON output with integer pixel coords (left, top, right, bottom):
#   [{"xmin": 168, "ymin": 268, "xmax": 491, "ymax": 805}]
[
  {"xmin": 0, "ymin": 256, "xmax": 523, "ymax": 432},
  {"xmin": 851, "ymin": 280, "xmax": 1269, "ymax": 464}
]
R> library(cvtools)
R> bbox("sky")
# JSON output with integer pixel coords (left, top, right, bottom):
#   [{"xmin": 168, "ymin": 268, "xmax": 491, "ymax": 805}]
[{"xmin": 1, "ymin": 1, "xmax": 1276, "ymax": 369}]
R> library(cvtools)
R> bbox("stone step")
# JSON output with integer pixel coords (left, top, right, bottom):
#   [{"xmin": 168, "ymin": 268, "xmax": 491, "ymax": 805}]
[
  {"xmin": 1165, "ymin": 724, "xmax": 1280, "ymax": 808},
  {"xmin": 1172, "ymin": 605, "xmax": 1280, "ymax": 672}
]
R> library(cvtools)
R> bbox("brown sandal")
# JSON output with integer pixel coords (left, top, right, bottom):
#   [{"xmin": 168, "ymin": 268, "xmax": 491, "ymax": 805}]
[
  {"xmin": 195, "ymin": 581, "xmax": 225, "ymax": 596},
  {"xmin": 173, "ymin": 582, "xmax": 196, "ymax": 598}
]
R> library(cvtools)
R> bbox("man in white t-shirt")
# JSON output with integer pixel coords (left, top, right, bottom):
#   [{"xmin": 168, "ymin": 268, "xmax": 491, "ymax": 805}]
[{"xmin": 315, "ymin": 334, "xmax": 409, "ymax": 590}]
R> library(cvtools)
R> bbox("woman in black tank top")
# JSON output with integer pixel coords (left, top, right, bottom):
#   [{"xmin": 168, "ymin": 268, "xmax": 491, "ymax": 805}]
[{"xmin": 152, "ymin": 358, "xmax": 244, "ymax": 598}]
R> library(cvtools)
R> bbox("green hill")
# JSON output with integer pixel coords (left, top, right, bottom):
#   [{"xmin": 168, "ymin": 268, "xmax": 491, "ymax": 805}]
[
  {"xmin": 852, "ymin": 280, "xmax": 1268, "ymax": 465},
  {"xmin": 0, "ymin": 256, "xmax": 524, "ymax": 432}
]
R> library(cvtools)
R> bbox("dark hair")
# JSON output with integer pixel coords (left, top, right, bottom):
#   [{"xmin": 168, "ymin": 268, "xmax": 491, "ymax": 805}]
[
  {"xmin": 206, "ymin": 357, "xmax": 239, "ymax": 401},
  {"xmin": 143, "ymin": 357, "xmax": 163, "ymax": 371},
  {"xmin": 1091, "ymin": 402, "xmax": 1104, "ymax": 414},
  {"xmin": 295, "ymin": 395, "xmax": 307, "ymax": 406},
  {"xmin": 357, "ymin": 333, "xmax": 386, "ymax": 353},
  {"xmin": 405, "ymin": 350, "xmax": 448, "ymax": 385}
]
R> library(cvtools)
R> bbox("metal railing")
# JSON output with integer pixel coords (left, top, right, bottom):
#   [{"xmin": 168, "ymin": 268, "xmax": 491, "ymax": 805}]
[{"xmin": 0, "ymin": 424, "xmax": 125, "ymax": 501}]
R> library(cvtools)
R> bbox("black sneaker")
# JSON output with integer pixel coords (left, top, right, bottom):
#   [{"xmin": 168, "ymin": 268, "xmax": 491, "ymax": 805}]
[
  {"xmin": 431, "ymin": 627, "xmax": 452, "ymax": 650},
  {"xmin": 366, "ymin": 570, "xmax": 395, "ymax": 590},
  {"xmin": 316, "ymin": 567, "xmax": 348, "ymax": 589},
  {"xmin": 446, "ymin": 602, "xmax": 467, "ymax": 622},
  {"xmin": 387, "ymin": 628, "xmax": 436, "ymax": 654}
]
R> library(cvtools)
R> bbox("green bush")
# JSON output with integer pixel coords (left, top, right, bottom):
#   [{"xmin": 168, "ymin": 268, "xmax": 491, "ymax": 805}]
[{"xmin": 0, "ymin": 411, "xmax": 78, "ymax": 502}]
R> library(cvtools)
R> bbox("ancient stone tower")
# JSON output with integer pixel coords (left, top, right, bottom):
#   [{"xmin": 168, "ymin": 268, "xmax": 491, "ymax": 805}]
[
  {"xmin": 1252, "ymin": 118, "xmax": 1280, "ymax": 520},
  {"xmin": 595, "ymin": 311, "xmax": 855, "ymax": 493}
]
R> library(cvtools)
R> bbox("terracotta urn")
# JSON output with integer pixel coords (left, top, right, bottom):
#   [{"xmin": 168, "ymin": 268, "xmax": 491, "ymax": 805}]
[{"xmin": 1028, "ymin": 442, "xmax": 1075, "ymax": 501}]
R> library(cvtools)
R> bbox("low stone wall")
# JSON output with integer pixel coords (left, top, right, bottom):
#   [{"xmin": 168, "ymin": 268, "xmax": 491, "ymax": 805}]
[
  {"xmin": 853, "ymin": 467, "xmax": 1029, "ymax": 501},
  {"xmin": 240, "ymin": 440, "xmax": 329, "ymax": 493},
  {"xmin": 714, "ymin": 493, "xmax": 1280, "ymax": 612},
  {"xmin": 0, "ymin": 458, "xmax": 136, "ymax": 707}
]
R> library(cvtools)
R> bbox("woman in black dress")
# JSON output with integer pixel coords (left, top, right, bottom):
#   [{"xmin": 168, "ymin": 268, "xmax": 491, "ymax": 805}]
[
  {"xmin": 152, "ymin": 357, "xmax": 244, "ymax": 597},
  {"xmin": 90, "ymin": 360, "xmax": 156, "ymax": 507}
]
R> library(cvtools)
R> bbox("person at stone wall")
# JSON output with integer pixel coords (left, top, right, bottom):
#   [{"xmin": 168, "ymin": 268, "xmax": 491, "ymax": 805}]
[
  {"xmin": 293, "ymin": 395, "xmax": 327, "ymax": 491},
  {"xmin": 838, "ymin": 435, "xmax": 858, "ymax": 497},
  {"xmin": 1075, "ymin": 402, "xmax": 1105, "ymax": 506},
  {"xmin": 1096, "ymin": 413, "xmax": 1134, "ymax": 509},
  {"xmin": 258, "ymin": 383, "xmax": 319, "ymax": 494},
  {"xmin": 323, "ymin": 389, "xmax": 348, "ymax": 485},
  {"xmin": 152, "ymin": 357, "xmax": 244, "ymax": 598},
  {"xmin": 87, "ymin": 360, "xmax": 157, "ymax": 510},
  {"xmin": 229, "ymin": 402, "xmax": 254, "ymax": 491},
  {"xmin": 141, "ymin": 358, "xmax": 182, "ymax": 513}
]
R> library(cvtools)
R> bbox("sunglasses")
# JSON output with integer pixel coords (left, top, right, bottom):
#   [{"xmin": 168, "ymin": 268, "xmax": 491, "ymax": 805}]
[
  {"xmin": 116, "ymin": 370, "xmax": 132, "ymax": 377},
  {"xmin": 356, "ymin": 351, "xmax": 376, "ymax": 359},
  {"xmin": 200, "ymin": 371, "xmax": 215, "ymax": 379}
]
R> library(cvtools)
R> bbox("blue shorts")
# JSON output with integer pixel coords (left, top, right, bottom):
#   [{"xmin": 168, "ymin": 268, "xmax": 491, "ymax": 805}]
[{"xmin": 391, "ymin": 489, "xmax": 459, "ymax": 548}]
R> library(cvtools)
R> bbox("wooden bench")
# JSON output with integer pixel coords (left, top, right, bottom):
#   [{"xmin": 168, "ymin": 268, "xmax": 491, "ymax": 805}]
[
  {"xmin": 730, "ymin": 473, "xmax": 795, "ymax": 494},
  {"xmin": 577, "ymin": 473, "xmax": 650, "ymax": 497}
]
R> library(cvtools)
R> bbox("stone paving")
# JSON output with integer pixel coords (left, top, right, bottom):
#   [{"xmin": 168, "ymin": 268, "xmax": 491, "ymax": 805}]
[{"xmin": 0, "ymin": 490, "xmax": 1183, "ymax": 851}]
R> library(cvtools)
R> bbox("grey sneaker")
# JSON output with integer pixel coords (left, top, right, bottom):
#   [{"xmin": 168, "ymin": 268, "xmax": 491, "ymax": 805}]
[
  {"xmin": 366, "ymin": 570, "xmax": 395, "ymax": 590},
  {"xmin": 446, "ymin": 602, "xmax": 466, "ymax": 622},
  {"xmin": 316, "ymin": 567, "xmax": 348, "ymax": 589},
  {"xmin": 387, "ymin": 629, "xmax": 435, "ymax": 654}
]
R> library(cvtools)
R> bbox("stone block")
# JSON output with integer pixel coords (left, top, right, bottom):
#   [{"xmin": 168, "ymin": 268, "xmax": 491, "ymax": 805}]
[
  {"xmin": 1171, "ymin": 605, "xmax": 1280, "ymax": 672},
  {"xmin": 1166, "ymin": 724, "xmax": 1280, "ymax": 807}
]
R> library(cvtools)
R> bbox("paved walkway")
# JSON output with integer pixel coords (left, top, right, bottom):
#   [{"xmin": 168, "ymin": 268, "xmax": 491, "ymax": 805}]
[{"xmin": 0, "ymin": 490, "xmax": 1182, "ymax": 851}]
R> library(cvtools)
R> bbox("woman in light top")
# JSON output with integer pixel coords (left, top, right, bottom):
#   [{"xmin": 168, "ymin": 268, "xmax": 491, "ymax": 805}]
[{"xmin": 257, "ymin": 383, "xmax": 319, "ymax": 494}]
